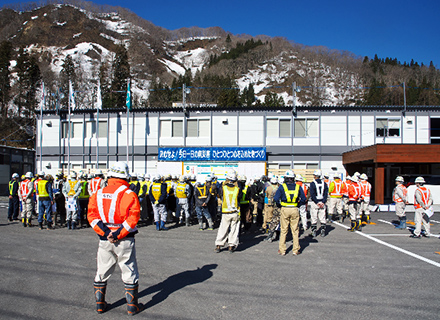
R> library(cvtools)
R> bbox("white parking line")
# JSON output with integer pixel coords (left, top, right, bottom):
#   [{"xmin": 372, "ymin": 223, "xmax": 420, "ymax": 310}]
[
  {"xmin": 333, "ymin": 221, "xmax": 440, "ymax": 268},
  {"xmin": 430, "ymin": 220, "xmax": 440, "ymax": 224}
]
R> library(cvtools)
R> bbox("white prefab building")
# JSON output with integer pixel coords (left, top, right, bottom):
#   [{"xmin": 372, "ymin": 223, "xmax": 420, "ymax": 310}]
[{"xmin": 36, "ymin": 105, "xmax": 440, "ymax": 201}]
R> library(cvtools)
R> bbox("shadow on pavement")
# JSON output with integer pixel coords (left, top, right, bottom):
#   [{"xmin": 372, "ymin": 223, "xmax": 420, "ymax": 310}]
[{"xmin": 108, "ymin": 264, "xmax": 217, "ymax": 312}]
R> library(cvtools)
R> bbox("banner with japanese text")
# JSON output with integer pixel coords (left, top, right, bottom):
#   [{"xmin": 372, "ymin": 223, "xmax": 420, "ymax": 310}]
[{"xmin": 158, "ymin": 147, "xmax": 266, "ymax": 162}]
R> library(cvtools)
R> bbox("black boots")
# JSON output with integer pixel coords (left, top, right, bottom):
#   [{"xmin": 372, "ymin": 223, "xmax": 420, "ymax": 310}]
[
  {"xmin": 356, "ymin": 219, "xmax": 362, "ymax": 231},
  {"xmin": 320, "ymin": 225, "xmax": 326, "ymax": 237},
  {"xmin": 125, "ymin": 283, "xmax": 143, "ymax": 315},
  {"xmin": 311, "ymin": 224, "xmax": 317, "ymax": 237},
  {"xmin": 94, "ymin": 282, "xmax": 107, "ymax": 314},
  {"xmin": 347, "ymin": 220, "xmax": 356, "ymax": 232}
]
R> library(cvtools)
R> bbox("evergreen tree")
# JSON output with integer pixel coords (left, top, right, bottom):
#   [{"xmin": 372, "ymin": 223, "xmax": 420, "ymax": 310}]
[
  {"xmin": 60, "ymin": 54, "xmax": 76, "ymax": 107},
  {"xmin": 0, "ymin": 41, "xmax": 12, "ymax": 118},
  {"xmin": 110, "ymin": 45, "xmax": 130, "ymax": 108},
  {"xmin": 263, "ymin": 92, "xmax": 283, "ymax": 107}
]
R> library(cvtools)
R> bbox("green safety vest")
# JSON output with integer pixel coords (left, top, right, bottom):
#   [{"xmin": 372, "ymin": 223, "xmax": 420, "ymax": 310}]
[
  {"xmin": 240, "ymin": 185, "xmax": 249, "ymax": 204},
  {"xmin": 78, "ymin": 181, "xmax": 89, "ymax": 199},
  {"xmin": 9, "ymin": 180, "xmax": 18, "ymax": 196},
  {"xmin": 280, "ymin": 183, "xmax": 299, "ymax": 207}
]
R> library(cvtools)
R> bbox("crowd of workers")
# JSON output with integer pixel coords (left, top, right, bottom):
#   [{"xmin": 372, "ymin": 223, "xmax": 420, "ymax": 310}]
[{"xmin": 7, "ymin": 166, "xmax": 434, "ymax": 243}]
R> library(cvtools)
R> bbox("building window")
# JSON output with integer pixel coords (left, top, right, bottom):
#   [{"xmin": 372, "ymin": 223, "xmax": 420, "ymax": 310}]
[
  {"xmin": 62, "ymin": 122, "xmax": 83, "ymax": 139},
  {"xmin": 85, "ymin": 121, "xmax": 108, "ymax": 139},
  {"xmin": 267, "ymin": 118, "xmax": 291, "ymax": 137},
  {"xmin": 161, "ymin": 120, "xmax": 183, "ymax": 138},
  {"xmin": 294, "ymin": 163, "xmax": 319, "ymax": 169},
  {"xmin": 431, "ymin": 118, "xmax": 440, "ymax": 144},
  {"xmin": 294, "ymin": 119, "xmax": 318, "ymax": 137},
  {"xmin": 376, "ymin": 118, "xmax": 400, "ymax": 137},
  {"xmin": 187, "ymin": 119, "xmax": 209, "ymax": 137}
]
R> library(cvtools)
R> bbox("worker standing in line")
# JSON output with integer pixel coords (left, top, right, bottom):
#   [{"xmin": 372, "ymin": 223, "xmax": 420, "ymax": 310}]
[
  {"xmin": 359, "ymin": 173, "xmax": 372, "ymax": 224},
  {"xmin": 347, "ymin": 176, "xmax": 362, "ymax": 232},
  {"xmin": 214, "ymin": 169, "xmax": 242, "ymax": 253},
  {"xmin": 327, "ymin": 174, "xmax": 346, "ymax": 223},
  {"xmin": 410, "ymin": 177, "xmax": 432, "ymax": 238},
  {"xmin": 263, "ymin": 177, "xmax": 279, "ymax": 231},
  {"xmin": 393, "ymin": 176, "xmax": 408, "ymax": 229},
  {"xmin": 309, "ymin": 170, "xmax": 328, "ymax": 237},
  {"xmin": 295, "ymin": 175, "xmax": 309, "ymax": 231},
  {"xmin": 63, "ymin": 172, "xmax": 81, "ymax": 230},
  {"xmin": 8, "ymin": 173, "xmax": 20, "ymax": 222},
  {"xmin": 89, "ymin": 170, "xmax": 106, "ymax": 196},
  {"xmin": 19, "ymin": 172, "xmax": 34, "ymax": 227},
  {"xmin": 194, "ymin": 178, "xmax": 214, "ymax": 230},
  {"xmin": 36, "ymin": 173, "xmax": 54, "ymax": 230},
  {"xmin": 274, "ymin": 171, "xmax": 306, "ymax": 256},
  {"xmin": 238, "ymin": 175, "xmax": 252, "ymax": 233},
  {"xmin": 87, "ymin": 162, "xmax": 143, "ymax": 315},
  {"xmin": 149, "ymin": 174, "xmax": 168, "ymax": 231},
  {"xmin": 175, "ymin": 176, "xmax": 191, "ymax": 226}
]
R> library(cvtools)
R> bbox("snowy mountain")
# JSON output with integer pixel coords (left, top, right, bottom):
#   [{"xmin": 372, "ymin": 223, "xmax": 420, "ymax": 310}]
[{"xmin": 0, "ymin": 2, "xmax": 366, "ymax": 109}]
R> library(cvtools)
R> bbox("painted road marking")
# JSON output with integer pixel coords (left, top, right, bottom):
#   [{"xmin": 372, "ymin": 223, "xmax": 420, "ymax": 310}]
[
  {"xmin": 430, "ymin": 220, "xmax": 440, "ymax": 224},
  {"xmin": 333, "ymin": 221, "xmax": 440, "ymax": 268}
]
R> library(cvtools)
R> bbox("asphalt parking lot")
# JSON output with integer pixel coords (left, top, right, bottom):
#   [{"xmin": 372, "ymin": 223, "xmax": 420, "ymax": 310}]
[{"xmin": 1, "ymin": 203, "xmax": 439, "ymax": 320}]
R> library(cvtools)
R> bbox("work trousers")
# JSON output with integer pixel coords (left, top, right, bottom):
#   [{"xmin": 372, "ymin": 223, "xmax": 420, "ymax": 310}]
[
  {"xmin": 414, "ymin": 208, "xmax": 431, "ymax": 237},
  {"xmin": 360, "ymin": 197, "xmax": 370, "ymax": 216},
  {"xmin": 215, "ymin": 212, "xmax": 240, "ymax": 248},
  {"xmin": 395, "ymin": 202, "xmax": 406, "ymax": 218},
  {"xmin": 328, "ymin": 197, "xmax": 343, "ymax": 216},
  {"xmin": 240, "ymin": 203, "xmax": 252, "ymax": 231},
  {"xmin": 38, "ymin": 199, "xmax": 53, "ymax": 223},
  {"xmin": 21, "ymin": 198, "xmax": 33, "ymax": 220},
  {"xmin": 196, "ymin": 206, "xmax": 212, "ymax": 221},
  {"xmin": 279, "ymin": 207, "xmax": 300, "ymax": 255},
  {"xmin": 310, "ymin": 202, "xmax": 326, "ymax": 225},
  {"xmin": 348, "ymin": 201, "xmax": 360, "ymax": 220},
  {"xmin": 153, "ymin": 203, "xmax": 167, "ymax": 222},
  {"xmin": 263, "ymin": 204, "xmax": 274, "ymax": 228},
  {"xmin": 8, "ymin": 196, "xmax": 19, "ymax": 219},
  {"xmin": 94, "ymin": 238, "xmax": 139, "ymax": 285},
  {"xmin": 66, "ymin": 197, "xmax": 78, "ymax": 222},
  {"xmin": 175, "ymin": 199, "xmax": 189, "ymax": 220},
  {"xmin": 299, "ymin": 204, "xmax": 308, "ymax": 229}
]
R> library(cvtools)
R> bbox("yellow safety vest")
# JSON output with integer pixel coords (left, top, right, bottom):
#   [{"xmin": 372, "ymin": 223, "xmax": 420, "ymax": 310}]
[
  {"xmin": 151, "ymin": 182, "xmax": 162, "ymax": 201},
  {"xmin": 37, "ymin": 180, "xmax": 49, "ymax": 198},
  {"xmin": 9, "ymin": 180, "xmax": 18, "ymax": 196},
  {"xmin": 197, "ymin": 185, "xmax": 208, "ymax": 199},
  {"xmin": 176, "ymin": 182, "xmax": 187, "ymax": 199},
  {"xmin": 240, "ymin": 185, "xmax": 249, "ymax": 204},
  {"xmin": 79, "ymin": 181, "xmax": 89, "ymax": 199},
  {"xmin": 280, "ymin": 183, "xmax": 300, "ymax": 207},
  {"xmin": 222, "ymin": 185, "xmax": 239, "ymax": 213},
  {"xmin": 68, "ymin": 180, "xmax": 77, "ymax": 197}
]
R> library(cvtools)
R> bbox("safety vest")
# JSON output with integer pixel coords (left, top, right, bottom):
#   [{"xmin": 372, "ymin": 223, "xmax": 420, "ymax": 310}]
[
  {"xmin": 20, "ymin": 179, "xmax": 31, "ymax": 198},
  {"xmin": 414, "ymin": 186, "xmax": 431, "ymax": 209},
  {"xmin": 348, "ymin": 182, "xmax": 361, "ymax": 201},
  {"xmin": 9, "ymin": 180, "xmax": 18, "ymax": 196},
  {"xmin": 90, "ymin": 177, "xmax": 103, "ymax": 195},
  {"xmin": 324, "ymin": 179, "xmax": 330, "ymax": 186},
  {"xmin": 240, "ymin": 185, "xmax": 249, "ymax": 204},
  {"xmin": 79, "ymin": 181, "xmax": 89, "ymax": 199},
  {"xmin": 343, "ymin": 180, "xmax": 350, "ymax": 197},
  {"xmin": 280, "ymin": 183, "xmax": 300, "ymax": 207},
  {"xmin": 165, "ymin": 180, "xmax": 173, "ymax": 195},
  {"xmin": 144, "ymin": 181, "xmax": 152, "ymax": 195},
  {"xmin": 151, "ymin": 182, "xmax": 162, "ymax": 201},
  {"xmin": 329, "ymin": 180, "xmax": 343, "ymax": 198},
  {"xmin": 296, "ymin": 182, "xmax": 308, "ymax": 198},
  {"xmin": 34, "ymin": 178, "xmax": 42, "ymax": 195},
  {"xmin": 222, "ymin": 184, "xmax": 239, "ymax": 213},
  {"xmin": 37, "ymin": 180, "xmax": 49, "ymax": 198},
  {"xmin": 68, "ymin": 180, "xmax": 77, "ymax": 197},
  {"xmin": 393, "ymin": 184, "xmax": 407, "ymax": 203},
  {"xmin": 312, "ymin": 180, "xmax": 325, "ymax": 201},
  {"xmin": 197, "ymin": 185, "xmax": 208, "ymax": 199},
  {"xmin": 359, "ymin": 180, "xmax": 371, "ymax": 197},
  {"xmin": 96, "ymin": 184, "xmax": 136, "ymax": 233},
  {"xmin": 176, "ymin": 182, "xmax": 187, "ymax": 199}
]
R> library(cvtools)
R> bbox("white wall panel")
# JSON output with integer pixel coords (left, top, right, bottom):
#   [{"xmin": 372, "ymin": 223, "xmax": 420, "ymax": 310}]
[
  {"xmin": 239, "ymin": 116, "xmax": 264, "ymax": 146},
  {"xmin": 213, "ymin": 115, "xmax": 237, "ymax": 146},
  {"xmin": 320, "ymin": 116, "xmax": 346, "ymax": 146}
]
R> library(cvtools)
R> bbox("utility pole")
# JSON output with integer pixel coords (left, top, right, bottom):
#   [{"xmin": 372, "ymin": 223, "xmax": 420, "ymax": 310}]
[
  {"xmin": 403, "ymin": 82, "xmax": 407, "ymax": 116},
  {"xmin": 292, "ymin": 82, "xmax": 297, "ymax": 115}
]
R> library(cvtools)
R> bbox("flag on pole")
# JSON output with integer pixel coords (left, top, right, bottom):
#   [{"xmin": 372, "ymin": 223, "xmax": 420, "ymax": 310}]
[
  {"xmin": 96, "ymin": 81, "xmax": 102, "ymax": 110},
  {"xmin": 39, "ymin": 82, "xmax": 45, "ymax": 110},
  {"xmin": 126, "ymin": 80, "xmax": 131, "ymax": 110},
  {"xmin": 69, "ymin": 80, "xmax": 76, "ymax": 111}
]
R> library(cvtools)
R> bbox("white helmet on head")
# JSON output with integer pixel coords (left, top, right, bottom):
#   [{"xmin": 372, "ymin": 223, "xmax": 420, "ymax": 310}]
[
  {"xmin": 95, "ymin": 169, "xmax": 103, "ymax": 176},
  {"xmin": 395, "ymin": 176, "xmax": 404, "ymax": 183},
  {"xmin": 87, "ymin": 174, "xmax": 93, "ymax": 179},
  {"xmin": 226, "ymin": 169, "xmax": 237, "ymax": 181},
  {"xmin": 350, "ymin": 175, "xmax": 359, "ymax": 183},
  {"xmin": 179, "ymin": 175, "xmax": 186, "ymax": 183},
  {"xmin": 144, "ymin": 173, "xmax": 150, "ymax": 180},
  {"xmin": 190, "ymin": 174, "xmax": 196, "ymax": 181},
  {"xmin": 153, "ymin": 174, "xmax": 161, "ymax": 182},
  {"xmin": 25, "ymin": 172, "xmax": 33, "ymax": 179},
  {"xmin": 313, "ymin": 169, "xmax": 322, "ymax": 177},
  {"xmin": 324, "ymin": 172, "xmax": 329, "ymax": 178},
  {"xmin": 354, "ymin": 172, "xmax": 361, "ymax": 178},
  {"xmin": 206, "ymin": 175, "xmax": 212, "ymax": 182},
  {"xmin": 12, "ymin": 173, "xmax": 19, "ymax": 179},
  {"xmin": 238, "ymin": 174, "xmax": 247, "ymax": 182},
  {"xmin": 108, "ymin": 162, "xmax": 130, "ymax": 179},
  {"xmin": 69, "ymin": 172, "xmax": 77, "ymax": 179},
  {"xmin": 295, "ymin": 174, "xmax": 304, "ymax": 182},
  {"xmin": 415, "ymin": 176, "xmax": 425, "ymax": 184},
  {"xmin": 285, "ymin": 170, "xmax": 295, "ymax": 178},
  {"xmin": 360, "ymin": 173, "xmax": 368, "ymax": 180},
  {"xmin": 38, "ymin": 171, "xmax": 45, "ymax": 177},
  {"xmin": 270, "ymin": 177, "xmax": 278, "ymax": 184}
]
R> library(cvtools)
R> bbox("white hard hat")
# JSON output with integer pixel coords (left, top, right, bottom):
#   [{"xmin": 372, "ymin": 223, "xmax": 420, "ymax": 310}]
[
  {"xmin": 87, "ymin": 174, "xmax": 93, "ymax": 179},
  {"xmin": 172, "ymin": 174, "xmax": 177, "ymax": 180},
  {"xmin": 153, "ymin": 174, "xmax": 161, "ymax": 182},
  {"xmin": 395, "ymin": 176, "xmax": 404, "ymax": 182},
  {"xmin": 350, "ymin": 176, "xmax": 359, "ymax": 183},
  {"xmin": 206, "ymin": 175, "xmax": 212, "ymax": 182},
  {"xmin": 95, "ymin": 169, "xmax": 103, "ymax": 176},
  {"xmin": 278, "ymin": 177, "xmax": 285, "ymax": 184},
  {"xmin": 144, "ymin": 173, "xmax": 150, "ymax": 179},
  {"xmin": 130, "ymin": 172, "xmax": 137, "ymax": 179},
  {"xmin": 270, "ymin": 177, "xmax": 278, "ymax": 184},
  {"xmin": 415, "ymin": 176, "xmax": 425, "ymax": 184},
  {"xmin": 25, "ymin": 172, "xmax": 33, "ymax": 179},
  {"xmin": 354, "ymin": 172, "xmax": 361, "ymax": 178},
  {"xmin": 179, "ymin": 175, "xmax": 186, "ymax": 182},
  {"xmin": 226, "ymin": 169, "xmax": 237, "ymax": 181},
  {"xmin": 285, "ymin": 170, "xmax": 295, "ymax": 178},
  {"xmin": 12, "ymin": 173, "xmax": 19, "ymax": 179},
  {"xmin": 69, "ymin": 171, "xmax": 77, "ymax": 179},
  {"xmin": 360, "ymin": 173, "xmax": 368, "ymax": 180},
  {"xmin": 190, "ymin": 174, "xmax": 196, "ymax": 181},
  {"xmin": 324, "ymin": 172, "xmax": 329, "ymax": 178},
  {"xmin": 295, "ymin": 174, "xmax": 304, "ymax": 182},
  {"xmin": 313, "ymin": 169, "xmax": 322, "ymax": 177},
  {"xmin": 38, "ymin": 171, "xmax": 46, "ymax": 177},
  {"xmin": 238, "ymin": 174, "xmax": 247, "ymax": 182},
  {"xmin": 108, "ymin": 162, "xmax": 130, "ymax": 179}
]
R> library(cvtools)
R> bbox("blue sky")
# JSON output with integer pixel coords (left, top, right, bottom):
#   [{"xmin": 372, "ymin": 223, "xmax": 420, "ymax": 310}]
[{"xmin": 2, "ymin": 0, "xmax": 440, "ymax": 66}]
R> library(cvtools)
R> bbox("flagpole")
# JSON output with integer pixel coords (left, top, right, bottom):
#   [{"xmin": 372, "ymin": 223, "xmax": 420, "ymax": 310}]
[
  {"xmin": 126, "ymin": 79, "xmax": 130, "ymax": 166},
  {"xmin": 40, "ymin": 82, "xmax": 44, "ymax": 172},
  {"xmin": 96, "ymin": 83, "xmax": 99, "ymax": 169},
  {"xmin": 68, "ymin": 82, "xmax": 71, "ymax": 176}
]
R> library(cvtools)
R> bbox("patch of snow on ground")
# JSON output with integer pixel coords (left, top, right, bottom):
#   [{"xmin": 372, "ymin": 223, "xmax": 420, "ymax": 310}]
[
  {"xmin": 159, "ymin": 59, "xmax": 186, "ymax": 76},
  {"xmin": 23, "ymin": 21, "xmax": 28, "ymax": 25},
  {"xmin": 31, "ymin": 16, "xmax": 38, "ymax": 20},
  {"xmin": 73, "ymin": 33, "xmax": 82, "ymax": 38},
  {"xmin": 173, "ymin": 48, "xmax": 209, "ymax": 76},
  {"xmin": 56, "ymin": 21, "xmax": 67, "ymax": 26}
]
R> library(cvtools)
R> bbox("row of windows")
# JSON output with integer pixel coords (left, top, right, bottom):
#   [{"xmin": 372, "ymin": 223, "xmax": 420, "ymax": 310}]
[{"xmin": 60, "ymin": 118, "xmax": 402, "ymax": 139}]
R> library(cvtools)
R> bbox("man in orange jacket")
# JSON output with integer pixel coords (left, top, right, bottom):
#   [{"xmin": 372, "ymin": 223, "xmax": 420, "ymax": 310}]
[{"xmin": 87, "ymin": 162, "xmax": 143, "ymax": 315}]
